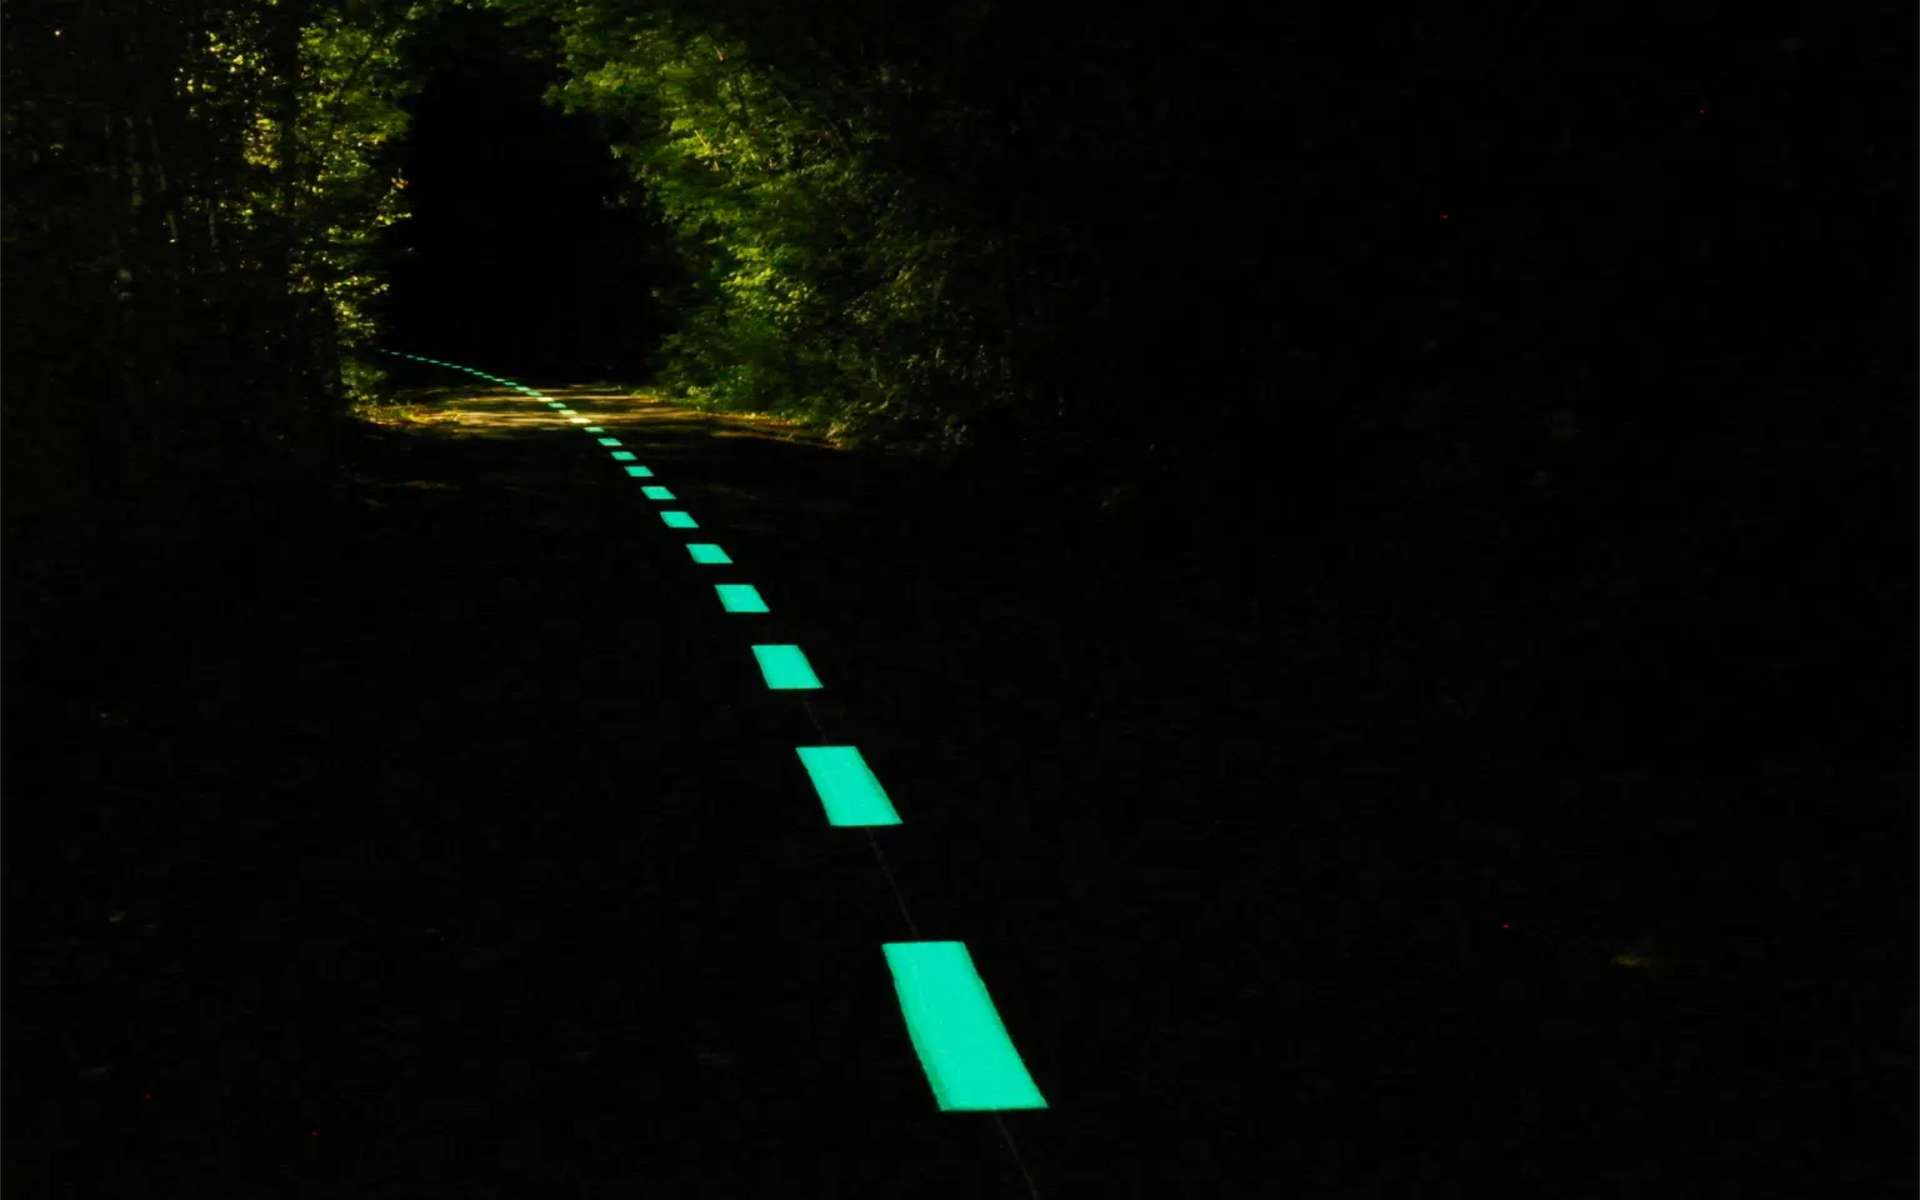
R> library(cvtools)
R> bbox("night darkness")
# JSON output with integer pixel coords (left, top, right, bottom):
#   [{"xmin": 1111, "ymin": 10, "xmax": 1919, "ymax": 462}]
[
  {"xmin": 2, "ymin": 2, "xmax": 1914, "ymax": 1196},
  {"xmin": 379, "ymin": 7, "xmax": 678, "ymax": 379}
]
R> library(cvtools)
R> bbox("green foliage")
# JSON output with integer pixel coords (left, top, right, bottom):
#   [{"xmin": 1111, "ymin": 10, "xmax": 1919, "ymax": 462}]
[
  {"xmin": 487, "ymin": 0, "xmax": 1012, "ymax": 449},
  {"xmin": 3, "ymin": 0, "xmax": 436, "ymax": 533}
]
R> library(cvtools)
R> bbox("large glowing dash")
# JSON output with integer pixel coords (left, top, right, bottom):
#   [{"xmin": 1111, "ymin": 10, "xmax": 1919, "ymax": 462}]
[
  {"xmin": 715, "ymin": 583, "xmax": 768, "ymax": 613},
  {"xmin": 597, "ymin": 437, "xmax": 623, "ymax": 447},
  {"xmin": 623, "ymin": 465, "xmax": 654, "ymax": 478},
  {"xmin": 882, "ymin": 941, "xmax": 1048, "ymax": 1112},
  {"xmin": 796, "ymin": 746, "xmax": 901, "ymax": 826},
  {"xmin": 611, "ymin": 451, "xmax": 637, "ymax": 462},
  {"xmin": 751, "ymin": 644, "xmax": 820, "ymax": 690},
  {"xmin": 660, "ymin": 510, "xmax": 698, "ymax": 528},
  {"xmin": 686, "ymin": 543, "xmax": 731, "ymax": 564},
  {"xmin": 641, "ymin": 485, "xmax": 676, "ymax": 501}
]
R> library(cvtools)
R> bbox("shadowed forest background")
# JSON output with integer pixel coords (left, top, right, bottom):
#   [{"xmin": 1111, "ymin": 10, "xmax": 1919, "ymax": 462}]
[
  {"xmin": 3, "ymin": 0, "xmax": 1916, "ymax": 1192},
  {"xmin": 8, "ymin": 0, "xmax": 1912, "ymax": 778}
]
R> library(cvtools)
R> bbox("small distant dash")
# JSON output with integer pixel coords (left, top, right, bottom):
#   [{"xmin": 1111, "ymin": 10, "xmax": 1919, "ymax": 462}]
[
  {"xmin": 597, "ymin": 437, "xmax": 623, "ymax": 447},
  {"xmin": 623, "ymin": 465, "xmax": 654, "ymax": 478},
  {"xmin": 611, "ymin": 451, "xmax": 637, "ymax": 462}
]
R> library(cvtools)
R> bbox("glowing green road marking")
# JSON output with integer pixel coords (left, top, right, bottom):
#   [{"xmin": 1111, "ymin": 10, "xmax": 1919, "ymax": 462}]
[
  {"xmin": 715, "ymin": 583, "xmax": 768, "ymax": 613},
  {"xmin": 686, "ymin": 543, "xmax": 731, "ymax": 564},
  {"xmin": 796, "ymin": 746, "xmax": 901, "ymax": 826},
  {"xmin": 660, "ymin": 510, "xmax": 698, "ymax": 529},
  {"xmin": 641, "ymin": 485, "xmax": 676, "ymax": 501},
  {"xmin": 751, "ymin": 644, "xmax": 821, "ymax": 690},
  {"xmin": 548, "ymin": 402, "xmax": 567, "ymax": 409},
  {"xmin": 582, "ymin": 425, "xmax": 602, "ymax": 432},
  {"xmin": 623, "ymin": 465, "xmax": 654, "ymax": 478},
  {"xmin": 882, "ymin": 942, "xmax": 1048, "ymax": 1112},
  {"xmin": 597, "ymin": 437, "xmax": 623, "ymax": 447},
  {"xmin": 611, "ymin": 451, "xmax": 638, "ymax": 462}
]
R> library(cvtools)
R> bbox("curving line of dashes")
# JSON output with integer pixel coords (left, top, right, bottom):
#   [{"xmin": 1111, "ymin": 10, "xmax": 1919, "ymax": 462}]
[{"xmin": 375, "ymin": 351, "xmax": 1047, "ymax": 1195}]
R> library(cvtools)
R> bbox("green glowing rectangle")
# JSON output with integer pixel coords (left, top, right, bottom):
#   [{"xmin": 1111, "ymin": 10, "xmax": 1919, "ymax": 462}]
[
  {"xmin": 660, "ymin": 510, "xmax": 698, "ymax": 529},
  {"xmin": 548, "ymin": 402, "xmax": 567, "ymax": 409},
  {"xmin": 597, "ymin": 437, "xmax": 623, "ymax": 447},
  {"xmin": 686, "ymin": 543, "xmax": 731, "ymax": 564},
  {"xmin": 611, "ymin": 451, "xmax": 637, "ymax": 462},
  {"xmin": 641, "ymin": 485, "xmax": 676, "ymax": 501},
  {"xmin": 623, "ymin": 465, "xmax": 654, "ymax": 478},
  {"xmin": 751, "ymin": 644, "xmax": 820, "ymax": 690},
  {"xmin": 882, "ymin": 942, "xmax": 1048, "ymax": 1112},
  {"xmin": 796, "ymin": 746, "xmax": 901, "ymax": 826},
  {"xmin": 715, "ymin": 583, "xmax": 768, "ymax": 613},
  {"xmin": 582, "ymin": 425, "xmax": 602, "ymax": 432}
]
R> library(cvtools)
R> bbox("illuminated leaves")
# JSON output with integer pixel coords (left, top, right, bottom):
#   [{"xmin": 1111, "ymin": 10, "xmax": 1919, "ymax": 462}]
[{"xmin": 513, "ymin": 1, "xmax": 1004, "ymax": 442}]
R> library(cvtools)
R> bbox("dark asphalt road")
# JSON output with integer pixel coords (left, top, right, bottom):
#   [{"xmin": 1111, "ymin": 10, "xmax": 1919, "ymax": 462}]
[{"xmin": 4, "ymin": 364, "xmax": 1908, "ymax": 1197}]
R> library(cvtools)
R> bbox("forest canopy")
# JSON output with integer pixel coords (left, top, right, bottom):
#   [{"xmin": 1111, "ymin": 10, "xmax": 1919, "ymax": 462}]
[{"xmin": 4, "ymin": 0, "xmax": 1908, "ymax": 531}]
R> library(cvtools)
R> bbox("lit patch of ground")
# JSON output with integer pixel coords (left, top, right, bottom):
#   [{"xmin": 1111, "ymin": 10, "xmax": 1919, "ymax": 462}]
[{"xmin": 355, "ymin": 384, "xmax": 842, "ymax": 449}]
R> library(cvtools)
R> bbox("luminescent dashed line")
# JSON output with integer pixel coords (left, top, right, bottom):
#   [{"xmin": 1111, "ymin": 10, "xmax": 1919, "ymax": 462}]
[
  {"xmin": 715, "ymin": 583, "xmax": 768, "ymax": 613},
  {"xmin": 751, "ymin": 644, "xmax": 821, "ymax": 690},
  {"xmin": 795, "ymin": 746, "xmax": 901, "ymax": 827},
  {"xmin": 881, "ymin": 942, "xmax": 1048, "ymax": 1112},
  {"xmin": 375, "ymin": 351, "xmax": 1053, "ymax": 1148}
]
